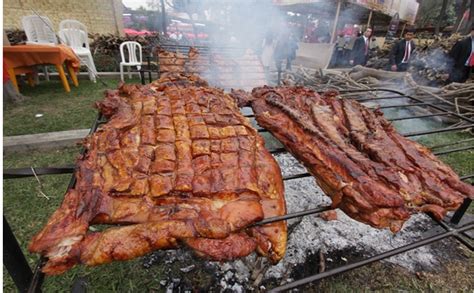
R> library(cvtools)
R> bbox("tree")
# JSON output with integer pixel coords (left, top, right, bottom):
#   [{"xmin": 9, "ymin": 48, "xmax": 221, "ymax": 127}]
[
  {"xmin": 454, "ymin": 0, "xmax": 469, "ymax": 31},
  {"xmin": 435, "ymin": 0, "xmax": 449, "ymax": 34},
  {"xmin": 470, "ymin": 0, "xmax": 474, "ymax": 33},
  {"xmin": 416, "ymin": 0, "xmax": 457, "ymax": 30}
]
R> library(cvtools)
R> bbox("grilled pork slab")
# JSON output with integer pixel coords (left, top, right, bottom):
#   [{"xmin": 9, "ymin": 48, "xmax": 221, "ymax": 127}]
[
  {"xmin": 249, "ymin": 86, "xmax": 473, "ymax": 232},
  {"xmin": 29, "ymin": 74, "xmax": 286, "ymax": 274}
]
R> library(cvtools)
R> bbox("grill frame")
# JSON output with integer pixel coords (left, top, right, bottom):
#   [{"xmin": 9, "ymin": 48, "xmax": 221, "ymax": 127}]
[
  {"xmin": 139, "ymin": 43, "xmax": 272, "ymax": 89},
  {"xmin": 3, "ymin": 85, "xmax": 473, "ymax": 292}
]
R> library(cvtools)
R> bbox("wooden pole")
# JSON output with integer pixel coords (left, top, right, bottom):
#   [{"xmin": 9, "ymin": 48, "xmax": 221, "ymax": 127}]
[
  {"xmin": 455, "ymin": 9, "xmax": 467, "ymax": 33},
  {"xmin": 331, "ymin": 0, "xmax": 342, "ymax": 43},
  {"xmin": 367, "ymin": 10, "xmax": 373, "ymax": 28},
  {"xmin": 435, "ymin": 0, "xmax": 449, "ymax": 34},
  {"xmin": 399, "ymin": 22, "xmax": 407, "ymax": 38},
  {"xmin": 160, "ymin": 0, "xmax": 167, "ymax": 35}
]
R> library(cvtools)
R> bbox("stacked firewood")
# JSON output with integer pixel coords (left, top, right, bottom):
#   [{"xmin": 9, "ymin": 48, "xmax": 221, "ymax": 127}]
[
  {"xmin": 365, "ymin": 43, "xmax": 391, "ymax": 70},
  {"xmin": 5, "ymin": 29, "xmax": 27, "ymax": 45},
  {"xmin": 408, "ymin": 34, "xmax": 465, "ymax": 85},
  {"xmin": 89, "ymin": 33, "xmax": 166, "ymax": 56},
  {"xmin": 366, "ymin": 34, "xmax": 467, "ymax": 86}
]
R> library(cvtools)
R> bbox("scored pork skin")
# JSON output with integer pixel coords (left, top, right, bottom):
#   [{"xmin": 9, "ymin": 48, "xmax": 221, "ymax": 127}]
[
  {"xmin": 29, "ymin": 74, "xmax": 286, "ymax": 274},
  {"xmin": 250, "ymin": 86, "xmax": 473, "ymax": 232}
]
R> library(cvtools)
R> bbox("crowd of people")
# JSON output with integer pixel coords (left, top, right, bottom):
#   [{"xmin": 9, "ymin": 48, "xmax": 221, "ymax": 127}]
[
  {"xmin": 331, "ymin": 28, "xmax": 377, "ymax": 67},
  {"xmin": 387, "ymin": 25, "xmax": 473, "ymax": 83},
  {"xmin": 269, "ymin": 25, "xmax": 473, "ymax": 84}
]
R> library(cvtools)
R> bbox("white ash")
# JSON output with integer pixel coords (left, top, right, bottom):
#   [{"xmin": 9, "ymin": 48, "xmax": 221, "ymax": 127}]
[
  {"xmin": 231, "ymin": 283, "xmax": 244, "ymax": 293},
  {"xmin": 144, "ymin": 151, "xmax": 454, "ymax": 290},
  {"xmin": 179, "ymin": 264, "xmax": 195, "ymax": 273},
  {"xmin": 215, "ymin": 152, "xmax": 442, "ymax": 286},
  {"xmin": 274, "ymin": 152, "xmax": 308, "ymax": 177}
]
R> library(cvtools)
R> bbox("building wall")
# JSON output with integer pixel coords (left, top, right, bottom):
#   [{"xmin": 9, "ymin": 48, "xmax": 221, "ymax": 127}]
[{"xmin": 3, "ymin": 0, "xmax": 124, "ymax": 35}]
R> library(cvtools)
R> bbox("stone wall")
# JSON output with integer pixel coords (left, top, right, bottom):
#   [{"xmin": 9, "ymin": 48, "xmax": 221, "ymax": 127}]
[{"xmin": 3, "ymin": 0, "xmax": 124, "ymax": 35}]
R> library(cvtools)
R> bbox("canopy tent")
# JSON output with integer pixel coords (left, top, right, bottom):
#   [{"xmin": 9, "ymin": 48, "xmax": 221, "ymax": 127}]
[
  {"xmin": 273, "ymin": 0, "xmax": 418, "ymax": 44},
  {"xmin": 273, "ymin": 0, "xmax": 419, "ymax": 25}
]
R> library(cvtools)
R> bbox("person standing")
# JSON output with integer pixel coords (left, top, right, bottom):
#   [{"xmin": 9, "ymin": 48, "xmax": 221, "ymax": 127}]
[
  {"xmin": 389, "ymin": 29, "xmax": 416, "ymax": 72},
  {"xmin": 335, "ymin": 32, "xmax": 347, "ymax": 67},
  {"xmin": 261, "ymin": 32, "xmax": 275, "ymax": 81},
  {"xmin": 274, "ymin": 32, "xmax": 289, "ymax": 72},
  {"xmin": 350, "ymin": 28, "xmax": 372, "ymax": 66},
  {"xmin": 448, "ymin": 26, "xmax": 474, "ymax": 83},
  {"xmin": 286, "ymin": 33, "xmax": 298, "ymax": 70}
]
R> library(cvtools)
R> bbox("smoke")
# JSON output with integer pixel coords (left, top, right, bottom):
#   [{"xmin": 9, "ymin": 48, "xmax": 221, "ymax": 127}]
[
  {"xmin": 160, "ymin": 1, "xmax": 293, "ymax": 90},
  {"xmin": 412, "ymin": 47, "xmax": 454, "ymax": 71},
  {"xmin": 199, "ymin": 0, "xmax": 289, "ymax": 50}
]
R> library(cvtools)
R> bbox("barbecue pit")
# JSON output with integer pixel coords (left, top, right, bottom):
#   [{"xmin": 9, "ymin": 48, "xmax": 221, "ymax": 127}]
[{"xmin": 4, "ymin": 47, "xmax": 473, "ymax": 291}]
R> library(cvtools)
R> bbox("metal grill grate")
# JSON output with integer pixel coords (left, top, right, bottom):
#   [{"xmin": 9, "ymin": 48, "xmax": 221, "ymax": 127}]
[
  {"xmin": 140, "ymin": 44, "xmax": 269, "ymax": 90},
  {"xmin": 4, "ymin": 87, "xmax": 473, "ymax": 292}
]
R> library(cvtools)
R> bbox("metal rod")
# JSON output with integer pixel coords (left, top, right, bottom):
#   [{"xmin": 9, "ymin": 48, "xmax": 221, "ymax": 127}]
[
  {"xmin": 159, "ymin": 44, "xmax": 251, "ymax": 51},
  {"xmin": 402, "ymin": 124, "xmax": 473, "ymax": 137},
  {"xmin": 253, "ymin": 206, "xmax": 332, "ymax": 226},
  {"xmin": 148, "ymin": 57, "xmax": 153, "ymax": 83},
  {"xmin": 27, "ymin": 258, "xmax": 45, "ymax": 293},
  {"xmin": 269, "ymin": 223, "xmax": 474, "ymax": 292},
  {"xmin": 336, "ymin": 88, "xmax": 474, "ymax": 124},
  {"xmin": 388, "ymin": 112, "xmax": 451, "ymax": 121},
  {"xmin": 3, "ymin": 166, "xmax": 75, "ymax": 179},
  {"xmin": 248, "ymin": 109, "xmax": 452, "ymax": 122},
  {"xmin": 355, "ymin": 95, "xmax": 411, "ymax": 102},
  {"xmin": 430, "ymin": 138, "xmax": 474, "ymax": 150},
  {"xmin": 140, "ymin": 69, "xmax": 146, "ymax": 85},
  {"xmin": 429, "ymin": 215, "xmax": 473, "ymax": 250},
  {"xmin": 283, "ymin": 173, "xmax": 312, "ymax": 181},
  {"xmin": 450, "ymin": 198, "xmax": 472, "ymax": 225},
  {"xmin": 3, "ymin": 216, "xmax": 34, "ymax": 293},
  {"xmin": 377, "ymin": 102, "xmax": 435, "ymax": 109},
  {"xmin": 260, "ymin": 124, "xmax": 473, "ymax": 138},
  {"xmin": 433, "ymin": 145, "xmax": 474, "ymax": 156},
  {"xmin": 270, "ymin": 147, "xmax": 287, "ymax": 155},
  {"xmin": 460, "ymin": 174, "xmax": 474, "ymax": 180}
]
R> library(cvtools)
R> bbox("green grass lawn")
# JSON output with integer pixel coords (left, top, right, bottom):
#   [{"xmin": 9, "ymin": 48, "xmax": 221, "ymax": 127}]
[{"xmin": 3, "ymin": 77, "xmax": 140, "ymax": 136}]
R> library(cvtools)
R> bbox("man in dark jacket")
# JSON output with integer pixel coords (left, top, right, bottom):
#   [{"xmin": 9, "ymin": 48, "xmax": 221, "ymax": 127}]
[
  {"xmin": 448, "ymin": 26, "xmax": 474, "ymax": 83},
  {"xmin": 350, "ymin": 28, "xmax": 372, "ymax": 66},
  {"xmin": 389, "ymin": 29, "xmax": 416, "ymax": 72}
]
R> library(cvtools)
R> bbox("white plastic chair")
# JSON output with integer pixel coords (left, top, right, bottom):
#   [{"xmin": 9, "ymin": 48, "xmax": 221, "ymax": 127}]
[
  {"xmin": 120, "ymin": 41, "xmax": 142, "ymax": 81},
  {"xmin": 59, "ymin": 27, "xmax": 97, "ymax": 82},
  {"xmin": 22, "ymin": 15, "xmax": 58, "ymax": 45},
  {"xmin": 22, "ymin": 15, "xmax": 58, "ymax": 81},
  {"xmin": 59, "ymin": 19, "xmax": 87, "ymax": 31}
]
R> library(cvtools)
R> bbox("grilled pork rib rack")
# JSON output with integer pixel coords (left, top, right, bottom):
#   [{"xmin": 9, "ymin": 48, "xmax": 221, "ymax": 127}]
[
  {"xmin": 29, "ymin": 74, "xmax": 287, "ymax": 275},
  {"xmin": 245, "ymin": 86, "xmax": 473, "ymax": 232}
]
